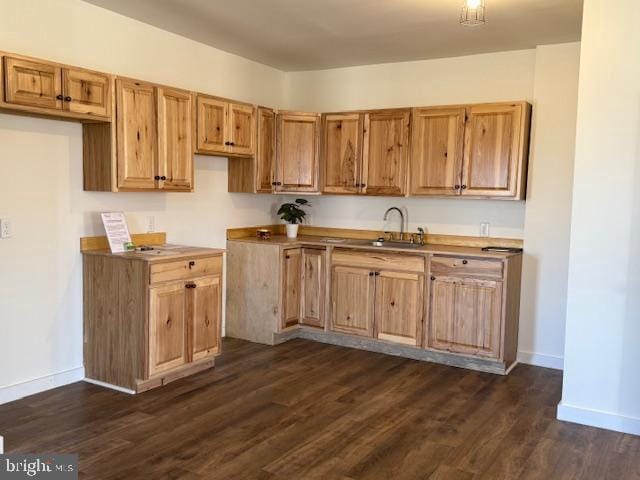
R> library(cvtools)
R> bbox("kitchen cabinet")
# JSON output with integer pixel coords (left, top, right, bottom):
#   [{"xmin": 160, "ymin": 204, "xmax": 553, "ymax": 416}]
[
  {"xmin": 330, "ymin": 250, "xmax": 425, "ymax": 343},
  {"xmin": 427, "ymin": 255, "xmax": 509, "ymax": 359},
  {"xmin": 410, "ymin": 102, "xmax": 531, "ymax": 199},
  {"xmin": 83, "ymin": 245, "xmax": 223, "ymax": 392},
  {"xmin": 409, "ymin": 107, "xmax": 466, "ymax": 196},
  {"xmin": 282, "ymin": 248, "xmax": 302, "ymax": 328},
  {"xmin": 255, "ymin": 107, "xmax": 277, "ymax": 193},
  {"xmin": 276, "ymin": 111, "xmax": 321, "ymax": 193},
  {"xmin": 84, "ymin": 78, "xmax": 194, "ymax": 192},
  {"xmin": 301, "ymin": 248, "xmax": 325, "ymax": 327},
  {"xmin": 3, "ymin": 55, "xmax": 111, "ymax": 118},
  {"xmin": 362, "ymin": 109, "xmax": 411, "ymax": 196},
  {"xmin": 322, "ymin": 113, "xmax": 363, "ymax": 194},
  {"xmin": 196, "ymin": 94, "xmax": 256, "ymax": 157},
  {"xmin": 331, "ymin": 265, "xmax": 376, "ymax": 337},
  {"xmin": 462, "ymin": 103, "xmax": 529, "ymax": 198}
]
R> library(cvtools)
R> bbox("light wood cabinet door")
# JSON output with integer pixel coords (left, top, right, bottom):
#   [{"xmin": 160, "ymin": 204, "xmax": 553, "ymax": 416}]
[
  {"xmin": 375, "ymin": 271, "xmax": 424, "ymax": 346},
  {"xmin": 149, "ymin": 282, "xmax": 188, "ymax": 375},
  {"xmin": 276, "ymin": 112, "xmax": 320, "ymax": 193},
  {"xmin": 197, "ymin": 96, "xmax": 228, "ymax": 154},
  {"xmin": 410, "ymin": 107, "xmax": 465, "ymax": 196},
  {"xmin": 462, "ymin": 103, "xmax": 525, "ymax": 198},
  {"xmin": 189, "ymin": 275, "xmax": 221, "ymax": 361},
  {"xmin": 428, "ymin": 276, "xmax": 502, "ymax": 358},
  {"xmin": 322, "ymin": 113, "xmax": 363, "ymax": 194},
  {"xmin": 157, "ymin": 87, "xmax": 193, "ymax": 191},
  {"xmin": 228, "ymin": 102, "xmax": 255, "ymax": 156},
  {"xmin": 362, "ymin": 110, "xmax": 410, "ymax": 196},
  {"xmin": 4, "ymin": 56, "xmax": 62, "ymax": 110},
  {"xmin": 331, "ymin": 266, "xmax": 375, "ymax": 337},
  {"xmin": 62, "ymin": 68, "xmax": 111, "ymax": 117},
  {"xmin": 256, "ymin": 107, "xmax": 276, "ymax": 193},
  {"xmin": 116, "ymin": 79, "xmax": 158, "ymax": 190},
  {"xmin": 282, "ymin": 249, "xmax": 302, "ymax": 328},
  {"xmin": 301, "ymin": 248, "xmax": 325, "ymax": 328}
]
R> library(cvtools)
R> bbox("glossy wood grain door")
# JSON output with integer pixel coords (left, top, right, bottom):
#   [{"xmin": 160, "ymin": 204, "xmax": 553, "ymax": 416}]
[
  {"xmin": 116, "ymin": 79, "xmax": 158, "ymax": 190},
  {"xmin": 362, "ymin": 109, "xmax": 410, "ymax": 196},
  {"xmin": 375, "ymin": 271, "xmax": 424, "ymax": 346},
  {"xmin": 4, "ymin": 56, "xmax": 62, "ymax": 110},
  {"xmin": 196, "ymin": 95, "xmax": 228, "ymax": 154},
  {"xmin": 301, "ymin": 249, "xmax": 325, "ymax": 328},
  {"xmin": 189, "ymin": 275, "xmax": 221, "ymax": 361},
  {"xmin": 462, "ymin": 103, "xmax": 524, "ymax": 198},
  {"xmin": 276, "ymin": 112, "xmax": 320, "ymax": 193},
  {"xmin": 322, "ymin": 113, "xmax": 363, "ymax": 194},
  {"xmin": 282, "ymin": 249, "xmax": 302, "ymax": 328},
  {"xmin": 428, "ymin": 276, "xmax": 502, "ymax": 358},
  {"xmin": 228, "ymin": 102, "xmax": 255, "ymax": 156},
  {"xmin": 149, "ymin": 282, "xmax": 187, "ymax": 375},
  {"xmin": 256, "ymin": 107, "xmax": 276, "ymax": 193},
  {"xmin": 410, "ymin": 107, "xmax": 465, "ymax": 196},
  {"xmin": 62, "ymin": 68, "xmax": 111, "ymax": 117},
  {"xmin": 157, "ymin": 87, "xmax": 193, "ymax": 191},
  {"xmin": 331, "ymin": 266, "xmax": 375, "ymax": 337}
]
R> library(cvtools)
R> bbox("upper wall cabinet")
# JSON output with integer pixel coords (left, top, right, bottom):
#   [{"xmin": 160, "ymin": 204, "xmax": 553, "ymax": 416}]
[
  {"xmin": 410, "ymin": 102, "xmax": 531, "ymax": 200},
  {"xmin": 275, "ymin": 111, "xmax": 321, "ymax": 193},
  {"xmin": 322, "ymin": 113, "xmax": 364, "ymax": 194},
  {"xmin": 196, "ymin": 94, "xmax": 256, "ymax": 157},
  {"xmin": 362, "ymin": 109, "xmax": 410, "ymax": 196},
  {"xmin": 3, "ymin": 55, "xmax": 112, "ymax": 119},
  {"xmin": 84, "ymin": 78, "xmax": 194, "ymax": 192},
  {"xmin": 255, "ymin": 107, "xmax": 276, "ymax": 193}
]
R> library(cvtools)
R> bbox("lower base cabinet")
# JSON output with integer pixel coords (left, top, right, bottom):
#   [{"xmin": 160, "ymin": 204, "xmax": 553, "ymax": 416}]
[
  {"xmin": 331, "ymin": 266, "xmax": 376, "ymax": 337},
  {"xmin": 375, "ymin": 270, "xmax": 424, "ymax": 346},
  {"xmin": 83, "ymin": 251, "xmax": 223, "ymax": 392}
]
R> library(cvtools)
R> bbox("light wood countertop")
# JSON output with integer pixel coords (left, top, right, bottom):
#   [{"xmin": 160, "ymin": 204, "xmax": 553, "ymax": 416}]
[{"xmin": 82, "ymin": 244, "xmax": 224, "ymax": 263}]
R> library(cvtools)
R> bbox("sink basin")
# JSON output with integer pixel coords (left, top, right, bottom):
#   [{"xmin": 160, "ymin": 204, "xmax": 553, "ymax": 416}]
[{"xmin": 360, "ymin": 240, "xmax": 422, "ymax": 249}]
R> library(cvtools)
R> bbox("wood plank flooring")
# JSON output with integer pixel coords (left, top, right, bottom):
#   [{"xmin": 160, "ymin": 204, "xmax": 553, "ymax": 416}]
[{"xmin": 0, "ymin": 338, "xmax": 639, "ymax": 479}]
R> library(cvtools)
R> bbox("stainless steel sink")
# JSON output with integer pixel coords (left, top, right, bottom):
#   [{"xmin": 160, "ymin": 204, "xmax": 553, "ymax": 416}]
[{"xmin": 360, "ymin": 239, "xmax": 422, "ymax": 249}]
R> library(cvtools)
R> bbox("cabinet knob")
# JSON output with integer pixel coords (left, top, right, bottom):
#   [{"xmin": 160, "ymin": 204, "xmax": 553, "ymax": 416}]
[
  {"xmin": 56, "ymin": 94, "xmax": 64, "ymax": 100},
  {"xmin": 154, "ymin": 175, "xmax": 161, "ymax": 180},
  {"xmin": 461, "ymin": 185, "xmax": 467, "ymax": 190},
  {"xmin": 454, "ymin": 185, "xmax": 460, "ymax": 190},
  {"xmin": 431, "ymin": 276, "xmax": 436, "ymax": 281},
  {"xmin": 188, "ymin": 260, "xmax": 195, "ymax": 269},
  {"xmin": 64, "ymin": 96, "xmax": 72, "ymax": 102},
  {"xmin": 224, "ymin": 141, "xmax": 230, "ymax": 146},
  {"xmin": 160, "ymin": 176, "xmax": 167, "ymax": 181},
  {"xmin": 462, "ymin": 259, "xmax": 468, "ymax": 265},
  {"xmin": 285, "ymin": 255, "xmax": 290, "ymax": 259},
  {"xmin": 369, "ymin": 272, "xmax": 374, "ymax": 276},
  {"xmin": 229, "ymin": 142, "xmax": 235, "ymax": 146},
  {"xmin": 374, "ymin": 272, "xmax": 380, "ymax": 276},
  {"xmin": 185, "ymin": 283, "xmax": 197, "ymax": 289},
  {"xmin": 361, "ymin": 184, "xmax": 366, "ymax": 188}
]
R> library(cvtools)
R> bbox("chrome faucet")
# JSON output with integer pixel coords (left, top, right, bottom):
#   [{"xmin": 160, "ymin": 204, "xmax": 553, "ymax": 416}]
[{"xmin": 383, "ymin": 207, "xmax": 405, "ymax": 240}]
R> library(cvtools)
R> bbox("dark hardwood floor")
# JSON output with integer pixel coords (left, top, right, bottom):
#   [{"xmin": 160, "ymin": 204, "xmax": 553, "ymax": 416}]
[{"xmin": 1, "ymin": 338, "xmax": 639, "ymax": 479}]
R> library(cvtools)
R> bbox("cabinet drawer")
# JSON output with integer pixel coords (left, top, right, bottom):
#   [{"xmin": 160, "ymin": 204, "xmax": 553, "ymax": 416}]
[
  {"xmin": 430, "ymin": 256, "xmax": 503, "ymax": 279},
  {"xmin": 332, "ymin": 250, "xmax": 425, "ymax": 273},
  {"xmin": 150, "ymin": 256, "xmax": 222, "ymax": 284}
]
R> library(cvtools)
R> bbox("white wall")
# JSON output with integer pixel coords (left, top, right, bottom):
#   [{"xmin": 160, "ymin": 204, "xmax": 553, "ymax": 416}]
[
  {"xmin": 0, "ymin": 0, "xmax": 283, "ymax": 402},
  {"xmin": 559, "ymin": 0, "xmax": 640, "ymax": 435},
  {"xmin": 285, "ymin": 45, "xmax": 580, "ymax": 369}
]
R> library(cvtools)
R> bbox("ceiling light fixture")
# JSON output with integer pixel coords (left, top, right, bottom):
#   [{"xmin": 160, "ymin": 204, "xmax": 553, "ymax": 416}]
[{"xmin": 460, "ymin": 0, "xmax": 486, "ymax": 26}]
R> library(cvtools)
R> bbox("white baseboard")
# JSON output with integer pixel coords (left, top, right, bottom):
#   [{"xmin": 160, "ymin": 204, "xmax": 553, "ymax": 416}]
[
  {"xmin": 0, "ymin": 367, "xmax": 85, "ymax": 405},
  {"xmin": 83, "ymin": 378, "xmax": 135, "ymax": 395},
  {"xmin": 517, "ymin": 351, "xmax": 564, "ymax": 370},
  {"xmin": 557, "ymin": 402, "xmax": 640, "ymax": 436}
]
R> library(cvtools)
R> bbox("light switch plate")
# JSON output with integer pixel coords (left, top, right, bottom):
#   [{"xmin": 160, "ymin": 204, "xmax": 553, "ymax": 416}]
[
  {"xmin": 480, "ymin": 222, "xmax": 490, "ymax": 237},
  {"xmin": 146, "ymin": 216, "xmax": 155, "ymax": 233},
  {"xmin": 0, "ymin": 218, "xmax": 11, "ymax": 239}
]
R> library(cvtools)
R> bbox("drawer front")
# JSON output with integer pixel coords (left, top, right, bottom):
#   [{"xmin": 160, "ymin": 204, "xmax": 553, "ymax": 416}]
[
  {"xmin": 331, "ymin": 250, "xmax": 425, "ymax": 273},
  {"xmin": 150, "ymin": 256, "xmax": 222, "ymax": 284},
  {"xmin": 430, "ymin": 256, "xmax": 503, "ymax": 279}
]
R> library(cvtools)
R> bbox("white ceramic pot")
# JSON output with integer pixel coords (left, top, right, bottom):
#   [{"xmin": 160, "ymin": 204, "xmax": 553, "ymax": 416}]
[{"xmin": 286, "ymin": 223, "xmax": 299, "ymax": 239}]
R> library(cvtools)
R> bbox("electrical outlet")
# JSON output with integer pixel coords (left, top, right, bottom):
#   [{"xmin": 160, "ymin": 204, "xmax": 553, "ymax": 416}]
[
  {"xmin": 0, "ymin": 218, "xmax": 12, "ymax": 239},
  {"xmin": 146, "ymin": 216, "xmax": 155, "ymax": 233},
  {"xmin": 480, "ymin": 222, "xmax": 490, "ymax": 237}
]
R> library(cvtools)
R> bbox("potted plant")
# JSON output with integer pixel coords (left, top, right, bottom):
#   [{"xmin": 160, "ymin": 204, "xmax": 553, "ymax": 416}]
[{"xmin": 277, "ymin": 198, "xmax": 310, "ymax": 239}]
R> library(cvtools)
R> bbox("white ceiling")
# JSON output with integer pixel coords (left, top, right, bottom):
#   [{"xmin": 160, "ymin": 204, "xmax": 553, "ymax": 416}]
[{"xmin": 83, "ymin": 0, "xmax": 583, "ymax": 71}]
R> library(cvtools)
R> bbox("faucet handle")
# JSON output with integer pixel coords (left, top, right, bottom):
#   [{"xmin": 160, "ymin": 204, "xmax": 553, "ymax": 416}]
[{"xmin": 417, "ymin": 227, "xmax": 425, "ymax": 234}]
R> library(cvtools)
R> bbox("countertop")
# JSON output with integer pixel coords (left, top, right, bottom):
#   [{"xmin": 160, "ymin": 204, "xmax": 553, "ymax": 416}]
[
  {"xmin": 228, "ymin": 235, "xmax": 522, "ymax": 259},
  {"xmin": 82, "ymin": 244, "xmax": 225, "ymax": 263}
]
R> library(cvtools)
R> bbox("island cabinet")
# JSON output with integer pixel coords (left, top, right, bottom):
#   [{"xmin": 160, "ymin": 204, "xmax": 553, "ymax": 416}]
[
  {"xmin": 82, "ymin": 247, "xmax": 223, "ymax": 393},
  {"xmin": 275, "ymin": 111, "xmax": 321, "ymax": 193},
  {"xmin": 321, "ymin": 109, "xmax": 410, "ymax": 196},
  {"xmin": 330, "ymin": 250, "xmax": 425, "ymax": 345},
  {"xmin": 409, "ymin": 102, "xmax": 531, "ymax": 199},
  {"xmin": 196, "ymin": 94, "xmax": 256, "ymax": 157},
  {"xmin": 83, "ymin": 78, "xmax": 194, "ymax": 192}
]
